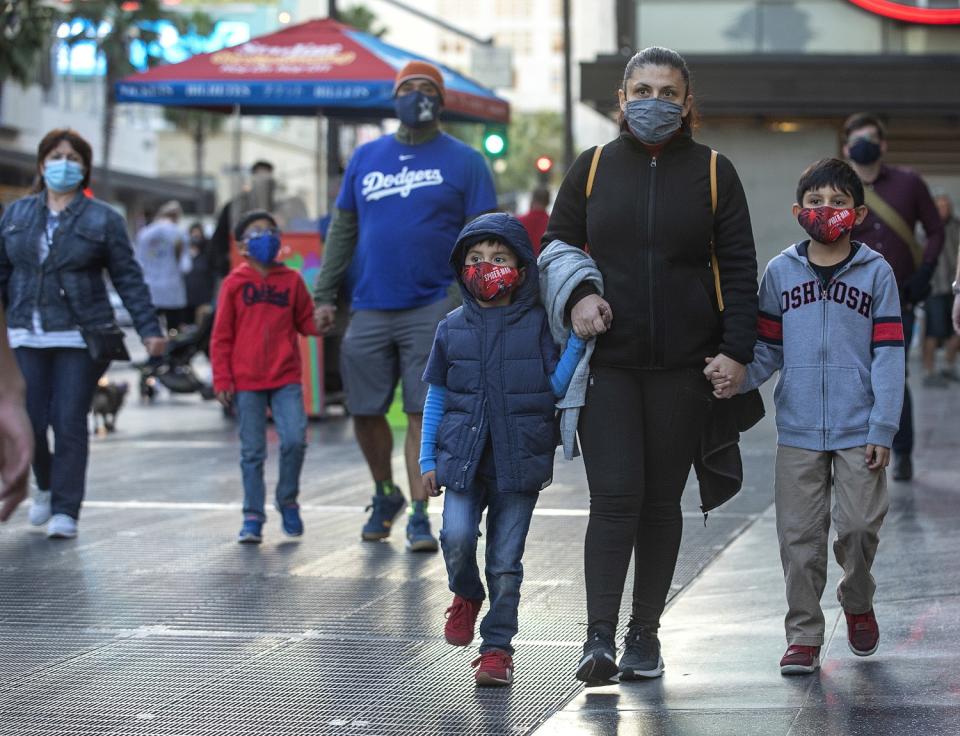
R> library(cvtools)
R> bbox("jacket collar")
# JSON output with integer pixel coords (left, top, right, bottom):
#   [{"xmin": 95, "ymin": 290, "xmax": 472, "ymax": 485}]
[{"xmin": 618, "ymin": 126, "xmax": 693, "ymax": 156}]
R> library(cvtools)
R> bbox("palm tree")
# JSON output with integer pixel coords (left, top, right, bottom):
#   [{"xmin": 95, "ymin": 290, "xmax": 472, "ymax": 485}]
[
  {"xmin": 63, "ymin": 1, "xmax": 212, "ymax": 195},
  {"xmin": 0, "ymin": 0, "xmax": 57, "ymax": 113}
]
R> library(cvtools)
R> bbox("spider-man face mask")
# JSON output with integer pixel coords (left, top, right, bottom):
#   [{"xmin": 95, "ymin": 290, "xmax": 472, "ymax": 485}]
[
  {"xmin": 796, "ymin": 206, "xmax": 857, "ymax": 244},
  {"xmin": 461, "ymin": 262, "xmax": 521, "ymax": 302}
]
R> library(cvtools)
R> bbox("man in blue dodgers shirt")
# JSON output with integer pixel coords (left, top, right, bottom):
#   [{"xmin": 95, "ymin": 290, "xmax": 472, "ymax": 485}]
[{"xmin": 313, "ymin": 61, "xmax": 497, "ymax": 553}]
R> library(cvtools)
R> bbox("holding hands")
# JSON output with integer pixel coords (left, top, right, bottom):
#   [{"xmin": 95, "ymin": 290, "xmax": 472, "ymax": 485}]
[
  {"xmin": 571, "ymin": 294, "xmax": 613, "ymax": 339},
  {"xmin": 704, "ymin": 354, "xmax": 746, "ymax": 399}
]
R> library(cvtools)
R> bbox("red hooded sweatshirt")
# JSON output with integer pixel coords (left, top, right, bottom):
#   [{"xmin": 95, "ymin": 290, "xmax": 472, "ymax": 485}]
[{"xmin": 211, "ymin": 262, "xmax": 320, "ymax": 392}]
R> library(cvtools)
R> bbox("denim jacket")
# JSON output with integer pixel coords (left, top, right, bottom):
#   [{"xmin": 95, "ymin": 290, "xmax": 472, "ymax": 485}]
[{"xmin": 0, "ymin": 192, "xmax": 162, "ymax": 338}]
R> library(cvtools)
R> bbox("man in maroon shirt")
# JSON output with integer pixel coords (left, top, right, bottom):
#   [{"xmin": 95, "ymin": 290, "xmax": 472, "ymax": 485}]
[
  {"xmin": 518, "ymin": 188, "xmax": 550, "ymax": 257},
  {"xmin": 843, "ymin": 113, "xmax": 945, "ymax": 481}
]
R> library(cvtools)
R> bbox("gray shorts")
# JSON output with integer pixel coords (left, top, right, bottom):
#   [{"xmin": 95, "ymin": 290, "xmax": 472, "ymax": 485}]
[{"xmin": 340, "ymin": 298, "xmax": 452, "ymax": 416}]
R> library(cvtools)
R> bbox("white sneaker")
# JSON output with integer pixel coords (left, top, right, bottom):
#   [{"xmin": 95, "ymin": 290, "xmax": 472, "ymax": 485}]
[
  {"xmin": 28, "ymin": 490, "xmax": 52, "ymax": 526},
  {"xmin": 47, "ymin": 514, "xmax": 78, "ymax": 539}
]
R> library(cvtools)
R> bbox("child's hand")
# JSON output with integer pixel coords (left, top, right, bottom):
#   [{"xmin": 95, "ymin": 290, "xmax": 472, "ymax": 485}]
[
  {"xmin": 704, "ymin": 356, "xmax": 735, "ymax": 399},
  {"xmin": 422, "ymin": 470, "xmax": 442, "ymax": 497},
  {"xmin": 216, "ymin": 390, "xmax": 234, "ymax": 409},
  {"xmin": 865, "ymin": 444, "xmax": 890, "ymax": 470}
]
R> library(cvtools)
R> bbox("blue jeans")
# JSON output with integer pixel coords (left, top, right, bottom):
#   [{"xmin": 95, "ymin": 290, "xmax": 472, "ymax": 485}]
[
  {"xmin": 893, "ymin": 309, "xmax": 914, "ymax": 456},
  {"xmin": 235, "ymin": 384, "xmax": 307, "ymax": 520},
  {"xmin": 439, "ymin": 451, "xmax": 538, "ymax": 654},
  {"xmin": 14, "ymin": 348, "xmax": 108, "ymax": 520}
]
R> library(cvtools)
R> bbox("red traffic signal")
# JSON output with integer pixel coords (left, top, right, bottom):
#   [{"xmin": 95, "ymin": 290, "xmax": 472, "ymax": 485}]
[{"xmin": 535, "ymin": 156, "xmax": 554, "ymax": 173}]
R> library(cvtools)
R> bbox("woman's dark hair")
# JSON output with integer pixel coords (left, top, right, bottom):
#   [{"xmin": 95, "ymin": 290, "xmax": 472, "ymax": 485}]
[
  {"xmin": 843, "ymin": 112, "xmax": 886, "ymax": 142},
  {"xmin": 796, "ymin": 158, "xmax": 865, "ymax": 208},
  {"xmin": 618, "ymin": 46, "xmax": 699, "ymax": 133},
  {"xmin": 33, "ymin": 128, "xmax": 94, "ymax": 193}
]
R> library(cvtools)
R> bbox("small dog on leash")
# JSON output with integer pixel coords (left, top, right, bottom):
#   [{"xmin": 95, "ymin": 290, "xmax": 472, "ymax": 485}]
[{"xmin": 91, "ymin": 379, "xmax": 128, "ymax": 434}]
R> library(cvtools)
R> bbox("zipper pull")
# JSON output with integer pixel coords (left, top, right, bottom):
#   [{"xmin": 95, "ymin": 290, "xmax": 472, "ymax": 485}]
[{"xmin": 650, "ymin": 157, "xmax": 658, "ymax": 168}]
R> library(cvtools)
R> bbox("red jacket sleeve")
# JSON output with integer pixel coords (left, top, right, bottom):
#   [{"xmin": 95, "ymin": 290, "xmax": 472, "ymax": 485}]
[
  {"xmin": 210, "ymin": 278, "xmax": 237, "ymax": 392},
  {"xmin": 294, "ymin": 277, "xmax": 321, "ymax": 336}
]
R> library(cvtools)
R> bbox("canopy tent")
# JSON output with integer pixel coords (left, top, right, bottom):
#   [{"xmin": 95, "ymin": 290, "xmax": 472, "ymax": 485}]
[{"xmin": 115, "ymin": 17, "xmax": 510, "ymax": 123}]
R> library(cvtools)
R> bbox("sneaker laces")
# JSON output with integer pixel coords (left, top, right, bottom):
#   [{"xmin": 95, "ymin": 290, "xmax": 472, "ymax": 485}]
[
  {"xmin": 445, "ymin": 597, "xmax": 470, "ymax": 620},
  {"xmin": 472, "ymin": 649, "xmax": 511, "ymax": 670}
]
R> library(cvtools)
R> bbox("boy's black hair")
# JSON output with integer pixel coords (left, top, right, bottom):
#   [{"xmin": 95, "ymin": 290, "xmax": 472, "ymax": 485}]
[
  {"xmin": 796, "ymin": 158, "xmax": 865, "ymax": 208},
  {"xmin": 843, "ymin": 112, "xmax": 886, "ymax": 142},
  {"xmin": 233, "ymin": 209, "xmax": 278, "ymax": 241}
]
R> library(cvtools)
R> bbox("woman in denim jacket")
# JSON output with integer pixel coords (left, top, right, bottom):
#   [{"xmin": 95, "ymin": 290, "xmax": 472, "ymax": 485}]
[{"xmin": 0, "ymin": 129, "xmax": 166, "ymax": 539}]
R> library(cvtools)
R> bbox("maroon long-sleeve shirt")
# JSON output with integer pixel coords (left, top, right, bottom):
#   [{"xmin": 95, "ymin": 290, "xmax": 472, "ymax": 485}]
[{"xmin": 851, "ymin": 164, "xmax": 944, "ymax": 298}]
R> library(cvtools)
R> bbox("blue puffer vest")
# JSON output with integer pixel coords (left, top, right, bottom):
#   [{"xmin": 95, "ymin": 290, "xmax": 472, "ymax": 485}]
[{"xmin": 435, "ymin": 213, "xmax": 559, "ymax": 495}]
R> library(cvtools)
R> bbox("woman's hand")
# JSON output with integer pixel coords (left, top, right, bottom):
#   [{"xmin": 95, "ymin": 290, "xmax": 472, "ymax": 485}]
[
  {"xmin": 571, "ymin": 294, "xmax": 613, "ymax": 339},
  {"xmin": 422, "ymin": 470, "xmax": 442, "ymax": 497},
  {"xmin": 143, "ymin": 336, "xmax": 167, "ymax": 357},
  {"xmin": 703, "ymin": 355, "xmax": 746, "ymax": 399}
]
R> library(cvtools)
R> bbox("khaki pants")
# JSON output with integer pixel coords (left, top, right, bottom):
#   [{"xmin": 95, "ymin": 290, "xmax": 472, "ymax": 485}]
[{"xmin": 775, "ymin": 445, "xmax": 889, "ymax": 646}]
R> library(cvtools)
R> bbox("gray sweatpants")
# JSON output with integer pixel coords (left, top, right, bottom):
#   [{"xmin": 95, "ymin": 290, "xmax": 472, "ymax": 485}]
[{"xmin": 774, "ymin": 445, "xmax": 889, "ymax": 646}]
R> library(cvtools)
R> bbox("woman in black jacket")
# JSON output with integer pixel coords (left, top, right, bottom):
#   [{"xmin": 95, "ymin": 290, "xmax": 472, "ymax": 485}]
[
  {"xmin": 544, "ymin": 47, "xmax": 759, "ymax": 683},
  {"xmin": 0, "ymin": 128, "xmax": 165, "ymax": 539}
]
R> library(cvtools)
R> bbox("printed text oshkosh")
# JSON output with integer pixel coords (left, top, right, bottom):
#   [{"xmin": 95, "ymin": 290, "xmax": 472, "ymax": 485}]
[{"xmin": 361, "ymin": 167, "xmax": 444, "ymax": 201}]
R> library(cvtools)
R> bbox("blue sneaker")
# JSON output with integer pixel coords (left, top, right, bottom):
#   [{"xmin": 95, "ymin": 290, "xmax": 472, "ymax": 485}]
[
  {"xmin": 406, "ymin": 510, "xmax": 438, "ymax": 552},
  {"xmin": 279, "ymin": 504, "xmax": 304, "ymax": 537},
  {"xmin": 361, "ymin": 490, "xmax": 406, "ymax": 541},
  {"xmin": 238, "ymin": 517, "xmax": 263, "ymax": 544}
]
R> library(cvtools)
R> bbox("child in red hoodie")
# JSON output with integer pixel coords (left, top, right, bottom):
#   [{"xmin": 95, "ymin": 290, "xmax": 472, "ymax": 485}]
[{"xmin": 211, "ymin": 210, "xmax": 320, "ymax": 543}]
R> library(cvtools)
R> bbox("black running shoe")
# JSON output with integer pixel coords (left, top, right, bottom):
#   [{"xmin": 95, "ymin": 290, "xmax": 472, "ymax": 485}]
[
  {"xmin": 576, "ymin": 628, "xmax": 619, "ymax": 684},
  {"xmin": 618, "ymin": 621, "xmax": 664, "ymax": 679}
]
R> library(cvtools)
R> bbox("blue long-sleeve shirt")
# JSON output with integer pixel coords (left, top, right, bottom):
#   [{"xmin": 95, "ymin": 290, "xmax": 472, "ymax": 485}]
[{"xmin": 419, "ymin": 331, "xmax": 585, "ymax": 474}]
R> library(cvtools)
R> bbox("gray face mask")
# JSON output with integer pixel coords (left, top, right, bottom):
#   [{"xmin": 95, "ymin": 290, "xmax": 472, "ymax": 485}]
[{"xmin": 623, "ymin": 98, "xmax": 685, "ymax": 145}]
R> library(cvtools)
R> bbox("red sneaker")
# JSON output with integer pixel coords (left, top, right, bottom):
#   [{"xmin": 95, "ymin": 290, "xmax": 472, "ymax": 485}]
[
  {"xmin": 845, "ymin": 609, "xmax": 880, "ymax": 656},
  {"xmin": 779, "ymin": 645, "xmax": 821, "ymax": 675},
  {"xmin": 444, "ymin": 595, "xmax": 482, "ymax": 646},
  {"xmin": 472, "ymin": 648, "xmax": 514, "ymax": 686}
]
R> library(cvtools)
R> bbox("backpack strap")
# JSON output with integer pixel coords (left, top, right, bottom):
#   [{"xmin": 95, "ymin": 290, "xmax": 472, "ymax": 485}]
[
  {"xmin": 586, "ymin": 145, "xmax": 603, "ymax": 198},
  {"xmin": 709, "ymin": 149, "xmax": 725, "ymax": 312}
]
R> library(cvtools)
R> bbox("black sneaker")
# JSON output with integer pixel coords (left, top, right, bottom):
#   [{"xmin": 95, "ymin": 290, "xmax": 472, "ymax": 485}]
[
  {"xmin": 575, "ymin": 627, "xmax": 619, "ymax": 684},
  {"xmin": 892, "ymin": 454, "xmax": 913, "ymax": 482},
  {"xmin": 618, "ymin": 622, "xmax": 664, "ymax": 679}
]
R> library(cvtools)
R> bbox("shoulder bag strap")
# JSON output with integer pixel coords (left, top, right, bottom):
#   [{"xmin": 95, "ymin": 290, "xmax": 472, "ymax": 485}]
[
  {"xmin": 585, "ymin": 144, "xmax": 603, "ymax": 199},
  {"xmin": 863, "ymin": 186, "xmax": 924, "ymax": 268},
  {"xmin": 709, "ymin": 149, "xmax": 725, "ymax": 312}
]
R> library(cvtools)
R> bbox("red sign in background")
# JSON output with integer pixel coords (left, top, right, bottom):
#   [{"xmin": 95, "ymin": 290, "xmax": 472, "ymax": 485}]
[{"xmin": 847, "ymin": 0, "xmax": 960, "ymax": 24}]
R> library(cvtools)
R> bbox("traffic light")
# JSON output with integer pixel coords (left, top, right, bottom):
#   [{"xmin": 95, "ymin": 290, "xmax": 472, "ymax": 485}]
[
  {"xmin": 535, "ymin": 155, "xmax": 554, "ymax": 183},
  {"xmin": 482, "ymin": 126, "xmax": 508, "ymax": 159}
]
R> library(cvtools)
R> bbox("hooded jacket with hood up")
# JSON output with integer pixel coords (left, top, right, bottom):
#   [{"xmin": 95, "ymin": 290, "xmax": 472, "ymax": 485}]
[{"xmin": 422, "ymin": 213, "xmax": 560, "ymax": 495}]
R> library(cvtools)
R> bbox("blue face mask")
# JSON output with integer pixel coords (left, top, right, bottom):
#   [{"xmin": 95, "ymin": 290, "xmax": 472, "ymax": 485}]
[
  {"xmin": 394, "ymin": 91, "xmax": 441, "ymax": 128},
  {"xmin": 43, "ymin": 159, "xmax": 85, "ymax": 193},
  {"xmin": 623, "ymin": 98, "xmax": 685, "ymax": 145},
  {"xmin": 246, "ymin": 232, "xmax": 281, "ymax": 264}
]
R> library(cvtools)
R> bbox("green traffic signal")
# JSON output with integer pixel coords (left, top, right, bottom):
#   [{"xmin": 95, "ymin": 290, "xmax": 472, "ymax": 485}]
[{"xmin": 482, "ymin": 127, "xmax": 508, "ymax": 158}]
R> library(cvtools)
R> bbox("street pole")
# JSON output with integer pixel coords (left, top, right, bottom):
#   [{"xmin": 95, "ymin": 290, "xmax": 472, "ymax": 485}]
[
  {"xmin": 326, "ymin": 0, "xmax": 341, "ymax": 212},
  {"xmin": 562, "ymin": 0, "xmax": 574, "ymax": 172}
]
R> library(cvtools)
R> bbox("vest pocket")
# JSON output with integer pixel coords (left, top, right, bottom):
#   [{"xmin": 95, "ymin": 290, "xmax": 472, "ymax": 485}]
[{"xmin": 514, "ymin": 414, "xmax": 556, "ymax": 457}]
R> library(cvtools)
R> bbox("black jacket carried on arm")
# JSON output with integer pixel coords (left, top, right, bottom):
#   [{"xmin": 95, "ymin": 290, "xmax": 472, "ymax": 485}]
[{"xmin": 544, "ymin": 130, "xmax": 758, "ymax": 370}]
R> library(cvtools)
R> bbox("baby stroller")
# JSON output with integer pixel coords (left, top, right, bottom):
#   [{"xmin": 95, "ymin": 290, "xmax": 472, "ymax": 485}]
[{"xmin": 138, "ymin": 309, "xmax": 216, "ymax": 401}]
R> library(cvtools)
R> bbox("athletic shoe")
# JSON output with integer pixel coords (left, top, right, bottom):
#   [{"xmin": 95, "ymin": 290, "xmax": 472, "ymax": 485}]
[
  {"xmin": 406, "ymin": 510, "xmax": 439, "ymax": 552},
  {"xmin": 46, "ymin": 514, "xmax": 77, "ymax": 539},
  {"xmin": 618, "ymin": 622, "xmax": 664, "ymax": 680},
  {"xmin": 892, "ymin": 454, "xmax": 913, "ymax": 482},
  {"xmin": 575, "ymin": 627, "xmax": 619, "ymax": 684},
  {"xmin": 923, "ymin": 373, "xmax": 948, "ymax": 388},
  {"xmin": 445, "ymin": 594, "xmax": 483, "ymax": 646},
  {"xmin": 28, "ymin": 489, "xmax": 52, "ymax": 526},
  {"xmin": 279, "ymin": 504, "xmax": 304, "ymax": 537},
  {"xmin": 237, "ymin": 517, "xmax": 263, "ymax": 544},
  {"xmin": 941, "ymin": 367, "xmax": 959, "ymax": 382},
  {"xmin": 472, "ymin": 649, "xmax": 514, "ymax": 686},
  {"xmin": 780, "ymin": 645, "xmax": 821, "ymax": 675},
  {"xmin": 845, "ymin": 609, "xmax": 880, "ymax": 656},
  {"xmin": 361, "ymin": 490, "xmax": 406, "ymax": 541}
]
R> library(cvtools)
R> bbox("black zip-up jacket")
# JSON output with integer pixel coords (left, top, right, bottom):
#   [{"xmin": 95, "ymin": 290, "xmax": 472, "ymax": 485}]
[{"xmin": 544, "ymin": 130, "xmax": 758, "ymax": 369}]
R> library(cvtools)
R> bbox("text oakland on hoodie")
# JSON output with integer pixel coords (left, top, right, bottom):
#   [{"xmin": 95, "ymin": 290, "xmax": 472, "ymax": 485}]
[
  {"xmin": 741, "ymin": 241, "xmax": 905, "ymax": 452},
  {"xmin": 211, "ymin": 262, "xmax": 320, "ymax": 393}
]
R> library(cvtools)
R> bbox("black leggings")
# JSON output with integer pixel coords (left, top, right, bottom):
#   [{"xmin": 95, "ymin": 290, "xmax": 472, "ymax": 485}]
[{"xmin": 579, "ymin": 366, "xmax": 712, "ymax": 632}]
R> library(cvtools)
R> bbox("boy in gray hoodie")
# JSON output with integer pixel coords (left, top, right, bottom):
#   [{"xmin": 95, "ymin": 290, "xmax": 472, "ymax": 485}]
[{"xmin": 712, "ymin": 158, "xmax": 904, "ymax": 676}]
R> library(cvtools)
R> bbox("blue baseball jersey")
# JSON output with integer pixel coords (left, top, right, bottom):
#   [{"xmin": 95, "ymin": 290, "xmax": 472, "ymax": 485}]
[{"xmin": 336, "ymin": 132, "xmax": 497, "ymax": 310}]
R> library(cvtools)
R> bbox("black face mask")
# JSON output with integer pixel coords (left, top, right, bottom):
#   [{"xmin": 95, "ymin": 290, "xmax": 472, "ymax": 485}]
[{"xmin": 848, "ymin": 138, "xmax": 882, "ymax": 165}]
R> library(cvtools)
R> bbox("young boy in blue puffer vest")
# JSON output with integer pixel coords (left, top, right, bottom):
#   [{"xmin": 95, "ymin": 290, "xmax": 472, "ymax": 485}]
[{"xmin": 419, "ymin": 212, "xmax": 586, "ymax": 686}]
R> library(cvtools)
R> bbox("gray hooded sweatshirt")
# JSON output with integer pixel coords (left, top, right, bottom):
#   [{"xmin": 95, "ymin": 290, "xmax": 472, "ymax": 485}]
[{"xmin": 741, "ymin": 241, "xmax": 905, "ymax": 451}]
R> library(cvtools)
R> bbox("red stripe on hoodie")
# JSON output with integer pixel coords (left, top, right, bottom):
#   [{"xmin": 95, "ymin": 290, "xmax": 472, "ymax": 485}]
[{"xmin": 211, "ymin": 262, "xmax": 320, "ymax": 393}]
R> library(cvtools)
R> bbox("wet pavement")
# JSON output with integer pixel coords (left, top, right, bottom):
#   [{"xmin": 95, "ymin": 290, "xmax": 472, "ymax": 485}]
[{"xmin": 0, "ymin": 346, "xmax": 956, "ymax": 735}]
